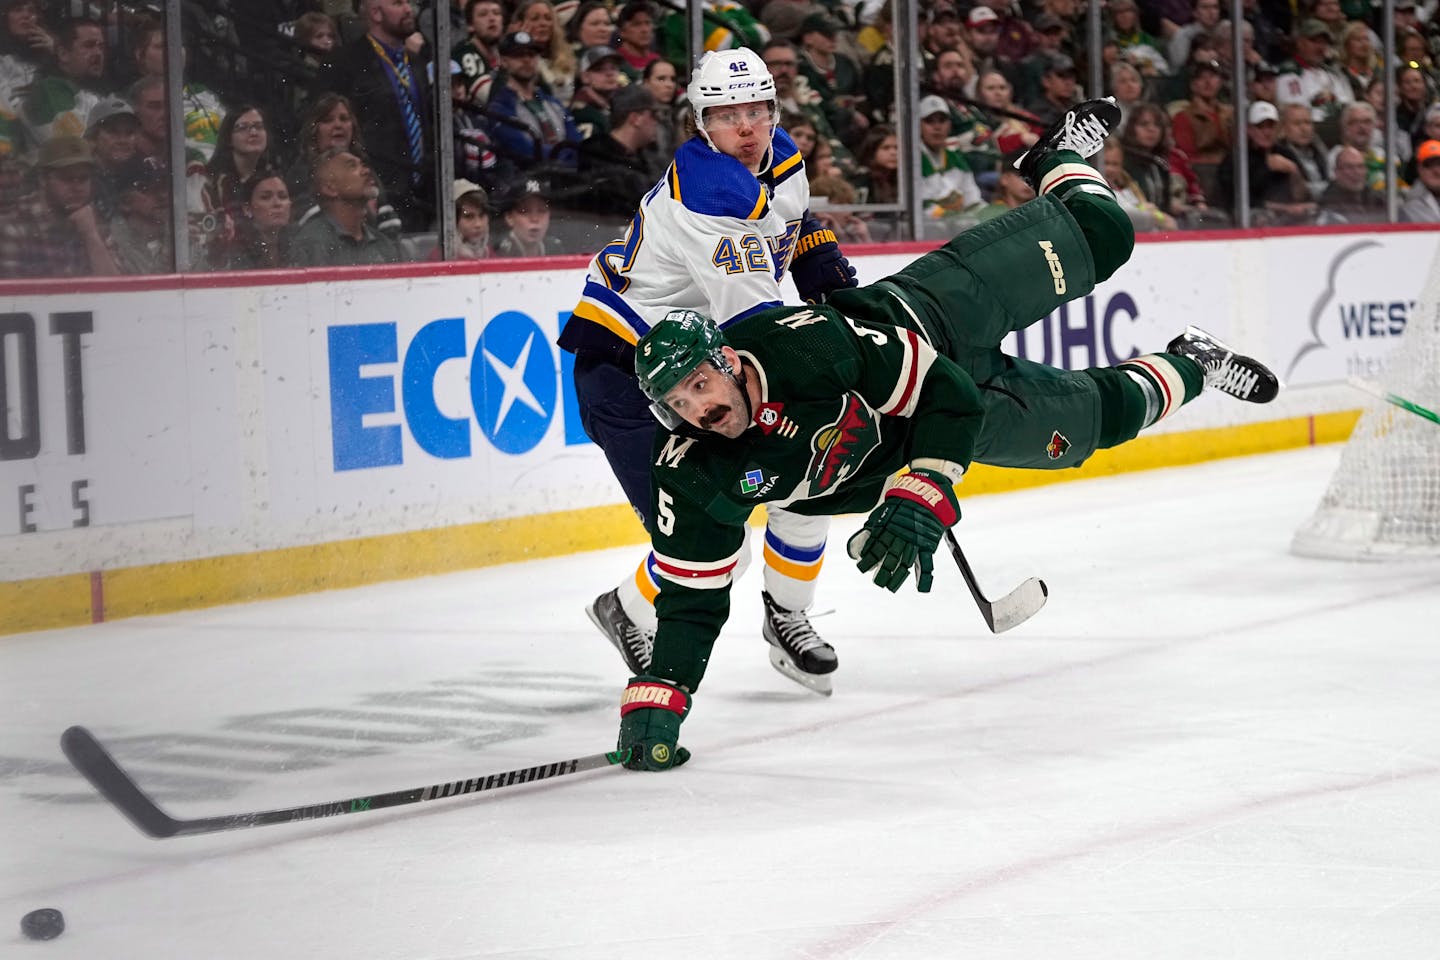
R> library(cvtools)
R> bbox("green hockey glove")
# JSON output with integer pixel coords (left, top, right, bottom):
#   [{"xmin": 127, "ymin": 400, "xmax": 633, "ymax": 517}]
[
  {"xmin": 846, "ymin": 466, "xmax": 961, "ymax": 593},
  {"xmin": 617, "ymin": 675, "xmax": 692, "ymax": 771}
]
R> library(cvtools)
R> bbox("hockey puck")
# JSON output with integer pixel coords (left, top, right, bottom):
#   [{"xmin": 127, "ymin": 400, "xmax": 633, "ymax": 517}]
[{"xmin": 20, "ymin": 908, "xmax": 64, "ymax": 941}]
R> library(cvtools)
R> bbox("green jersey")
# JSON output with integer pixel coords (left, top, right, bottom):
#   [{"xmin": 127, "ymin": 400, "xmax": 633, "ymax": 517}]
[{"xmin": 648, "ymin": 303, "xmax": 983, "ymax": 678}]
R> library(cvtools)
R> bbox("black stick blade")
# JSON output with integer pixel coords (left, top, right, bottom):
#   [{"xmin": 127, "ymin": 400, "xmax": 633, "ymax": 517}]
[{"xmin": 61, "ymin": 726, "xmax": 181, "ymax": 838}]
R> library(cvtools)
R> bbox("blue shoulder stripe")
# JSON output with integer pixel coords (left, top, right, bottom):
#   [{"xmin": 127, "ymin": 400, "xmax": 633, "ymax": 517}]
[{"xmin": 671, "ymin": 137, "xmax": 768, "ymax": 219}]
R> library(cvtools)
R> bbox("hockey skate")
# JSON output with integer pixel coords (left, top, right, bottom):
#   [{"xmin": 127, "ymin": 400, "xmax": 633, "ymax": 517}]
[
  {"xmin": 586, "ymin": 588, "xmax": 653, "ymax": 675},
  {"xmin": 1013, "ymin": 96, "xmax": 1122, "ymax": 191},
  {"xmin": 762, "ymin": 591, "xmax": 837, "ymax": 697},
  {"xmin": 1166, "ymin": 325, "xmax": 1281, "ymax": 403}
]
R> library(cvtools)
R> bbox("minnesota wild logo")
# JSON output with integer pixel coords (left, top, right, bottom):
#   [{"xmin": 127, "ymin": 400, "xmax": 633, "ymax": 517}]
[
  {"xmin": 806, "ymin": 394, "xmax": 881, "ymax": 494},
  {"xmin": 1045, "ymin": 430, "xmax": 1070, "ymax": 460}
]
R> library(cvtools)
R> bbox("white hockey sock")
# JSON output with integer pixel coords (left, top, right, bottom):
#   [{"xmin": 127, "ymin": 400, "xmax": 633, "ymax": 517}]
[
  {"xmin": 1119, "ymin": 354, "xmax": 1194, "ymax": 427},
  {"xmin": 618, "ymin": 555, "xmax": 658, "ymax": 635},
  {"xmin": 761, "ymin": 525, "xmax": 825, "ymax": 611}
]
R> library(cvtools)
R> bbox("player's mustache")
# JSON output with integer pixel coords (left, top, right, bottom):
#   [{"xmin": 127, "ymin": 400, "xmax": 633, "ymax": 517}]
[{"xmin": 701, "ymin": 406, "xmax": 731, "ymax": 428}]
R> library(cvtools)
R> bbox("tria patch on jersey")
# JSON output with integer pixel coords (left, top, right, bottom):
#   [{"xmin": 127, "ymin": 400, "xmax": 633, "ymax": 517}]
[
  {"xmin": 806, "ymin": 393, "xmax": 881, "ymax": 495},
  {"xmin": 753, "ymin": 402, "xmax": 798, "ymax": 438},
  {"xmin": 1045, "ymin": 430, "xmax": 1070, "ymax": 460},
  {"xmin": 737, "ymin": 465, "xmax": 779, "ymax": 498}
]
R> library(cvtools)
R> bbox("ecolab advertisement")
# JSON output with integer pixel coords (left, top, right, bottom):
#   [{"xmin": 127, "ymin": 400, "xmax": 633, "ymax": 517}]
[{"xmin": 2, "ymin": 227, "xmax": 1436, "ymax": 580}]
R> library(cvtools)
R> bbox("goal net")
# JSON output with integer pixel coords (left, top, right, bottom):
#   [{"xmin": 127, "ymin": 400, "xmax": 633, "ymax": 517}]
[{"xmin": 1291, "ymin": 250, "xmax": 1440, "ymax": 560}]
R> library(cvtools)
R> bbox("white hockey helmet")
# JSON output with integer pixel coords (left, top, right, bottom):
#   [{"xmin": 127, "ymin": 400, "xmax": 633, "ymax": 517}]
[{"xmin": 690, "ymin": 47, "xmax": 777, "ymax": 151}]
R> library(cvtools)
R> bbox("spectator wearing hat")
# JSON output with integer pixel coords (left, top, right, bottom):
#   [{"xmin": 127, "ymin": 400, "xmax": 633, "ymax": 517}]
[
  {"xmin": 1401, "ymin": 139, "xmax": 1440, "ymax": 222},
  {"xmin": 316, "ymin": 0, "xmax": 435, "ymax": 232},
  {"xmin": 578, "ymin": 84, "xmax": 660, "ymax": 215},
  {"xmin": 496, "ymin": 176, "xmax": 562, "ymax": 256},
  {"xmin": 0, "ymin": 135, "xmax": 117, "ymax": 277},
  {"xmin": 435, "ymin": 178, "xmax": 492, "ymax": 259},
  {"xmin": 920, "ymin": 8, "xmax": 964, "ymax": 76},
  {"xmin": 1167, "ymin": 0, "xmax": 1221, "ymax": 72},
  {"xmin": 1025, "ymin": 53, "xmax": 1080, "ymax": 127},
  {"xmin": 448, "ymin": 58, "xmax": 511, "ymax": 193},
  {"xmin": 1171, "ymin": 57, "xmax": 1233, "ymax": 200},
  {"xmin": 796, "ymin": 12, "xmax": 866, "ymax": 148},
  {"xmin": 291, "ymin": 148, "xmax": 404, "ymax": 266},
  {"xmin": 1249, "ymin": 59, "xmax": 1280, "ymax": 110},
  {"xmin": 511, "ymin": 0, "xmax": 577, "ymax": 102},
  {"xmin": 979, "ymin": 0, "xmax": 1036, "ymax": 66},
  {"xmin": 1108, "ymin": 0, "xmax": 1169, "ymax": 78},
  {"xmin": 489, "ymin": 30, "xmax": 581, "ymax": 169},
  {"xmin": 924, "ymin": 50, "xmax": 1000, "ymax": 180},
  {"xmin": 916, "ymin": 93, "xmax": 982, "ymax": 221},
  {"xmin": 570, "ymin": 45, "xmax": 625, "ymax": 140},
  {"xmin": 962, "ymin": 6, "xmax": 1005, "ymax": 83},
  {"xmin": 85, "ymin": 97, "xmax": 140, "ymax": 220},
  {"xmin": 107, "ymin": 156, "xmax": 173, "ymax": 274},
  {"xmin": 1216, "ymin": 100, "xmax": 1314, "ymax": 223},
  {"xmin": 0, "ymin": 0, "xmax": 53, "ymax": 115},
  {"xmin": 614, "ymin": 1, "xmax": 659, "ymax": 83},
  {"xmin": 451, "ymin": 0, "xmax": 505, "ymax": 107},
  {"xmin": 23, "ymin": 17, "xmax": 107, "ymax": 146},
  {"xmin": 1276, "ymin": 19, "xmax": 1354, "ymax": 134},
  {"xmin": 1015, "ymin": 12, "xmax": 1073, "ymax": 106},
  {"xmin": 1278, "ymin": 102, "xmax": 1331, "ymax": 201}
]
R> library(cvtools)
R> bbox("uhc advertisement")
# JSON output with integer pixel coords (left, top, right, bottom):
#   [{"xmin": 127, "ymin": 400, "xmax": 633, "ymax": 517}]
[{"xmin": 2, "ymin": 227, "xmax": 1436, "ymax": 581}]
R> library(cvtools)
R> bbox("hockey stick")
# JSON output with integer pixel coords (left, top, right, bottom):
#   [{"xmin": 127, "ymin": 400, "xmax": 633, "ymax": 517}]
[
  {"xmin": 1347, "ymin": 376, "xmax": 1440, "ymax": 426},
  {"xmin": 944, "ymin": 529, "xmax": 1048, "ymax": 633},
  {"xmin": 61, "ymin": 725, "xmax": 631, "ymax": 840}
]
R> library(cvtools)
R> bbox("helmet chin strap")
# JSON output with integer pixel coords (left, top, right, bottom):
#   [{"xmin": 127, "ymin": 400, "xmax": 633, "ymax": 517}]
[{"xmin": 728, "ymin": 360, "xmax": 754, "ymax": 427}]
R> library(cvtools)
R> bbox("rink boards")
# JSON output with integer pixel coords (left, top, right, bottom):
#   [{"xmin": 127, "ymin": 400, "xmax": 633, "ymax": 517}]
[{"xmin": 1, "ymin": 224, "xmax": 1435, "ymax": 632}]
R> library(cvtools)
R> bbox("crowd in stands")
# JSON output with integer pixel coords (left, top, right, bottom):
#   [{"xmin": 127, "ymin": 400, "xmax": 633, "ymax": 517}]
[{"xmin": 1, "ymin": 0, "xmax": 1438, "ymax": 277}]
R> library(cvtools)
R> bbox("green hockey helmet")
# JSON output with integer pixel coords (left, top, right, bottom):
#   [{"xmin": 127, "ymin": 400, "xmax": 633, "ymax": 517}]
[{"xmin": 636, "ymin": 309, "xmax": 732, "ymax": 429}]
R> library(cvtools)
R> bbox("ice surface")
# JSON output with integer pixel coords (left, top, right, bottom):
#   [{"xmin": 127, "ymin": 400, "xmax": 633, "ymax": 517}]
[{"xmin": 3, "ymin": 446, "xmax": 1439, "ymax": 959}]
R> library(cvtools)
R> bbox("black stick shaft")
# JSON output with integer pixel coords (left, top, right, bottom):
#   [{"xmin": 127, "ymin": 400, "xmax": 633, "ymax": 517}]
[
  {"xmin": 61, "ymin": 726, "xmax": 630, "ymax": 839},
  {"xmin": 945, "ymin": 529, "xmax": 998, "ymax": 630}
]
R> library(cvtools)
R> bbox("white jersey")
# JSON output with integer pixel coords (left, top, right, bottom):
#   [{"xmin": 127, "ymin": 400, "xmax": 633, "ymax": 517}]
[{"xmin": 563, "ymin": 128, "xmax": 811, "ymax": 354}]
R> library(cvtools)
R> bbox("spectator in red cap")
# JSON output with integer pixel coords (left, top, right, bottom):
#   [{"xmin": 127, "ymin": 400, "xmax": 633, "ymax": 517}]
[{"xmin": 1401, "ymin": 139, "xmax": 1440, "ymax": 223}]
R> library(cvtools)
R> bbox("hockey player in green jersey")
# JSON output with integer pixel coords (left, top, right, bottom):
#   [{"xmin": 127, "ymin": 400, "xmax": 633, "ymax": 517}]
[{"xmin": 614, "ymin": 98, "xmax": 1281, "ymax": 771}]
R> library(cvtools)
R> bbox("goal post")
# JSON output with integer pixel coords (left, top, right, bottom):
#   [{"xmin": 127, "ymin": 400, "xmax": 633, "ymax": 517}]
[{"xmin": 1291, "ymin": 248, "xmax": 1440, "ymax": 560}]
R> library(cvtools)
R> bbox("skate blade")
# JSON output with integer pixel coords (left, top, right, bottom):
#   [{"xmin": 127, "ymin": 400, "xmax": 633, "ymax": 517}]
[{"xmin": 767, "ymin": 647, "xmax": 834, "ymax": 697}]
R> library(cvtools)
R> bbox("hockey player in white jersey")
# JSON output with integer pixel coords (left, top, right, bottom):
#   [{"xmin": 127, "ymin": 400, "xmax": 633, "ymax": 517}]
[{"xmin": 557, "ymin": 47, "xmax": 859, "ymax": 695}]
